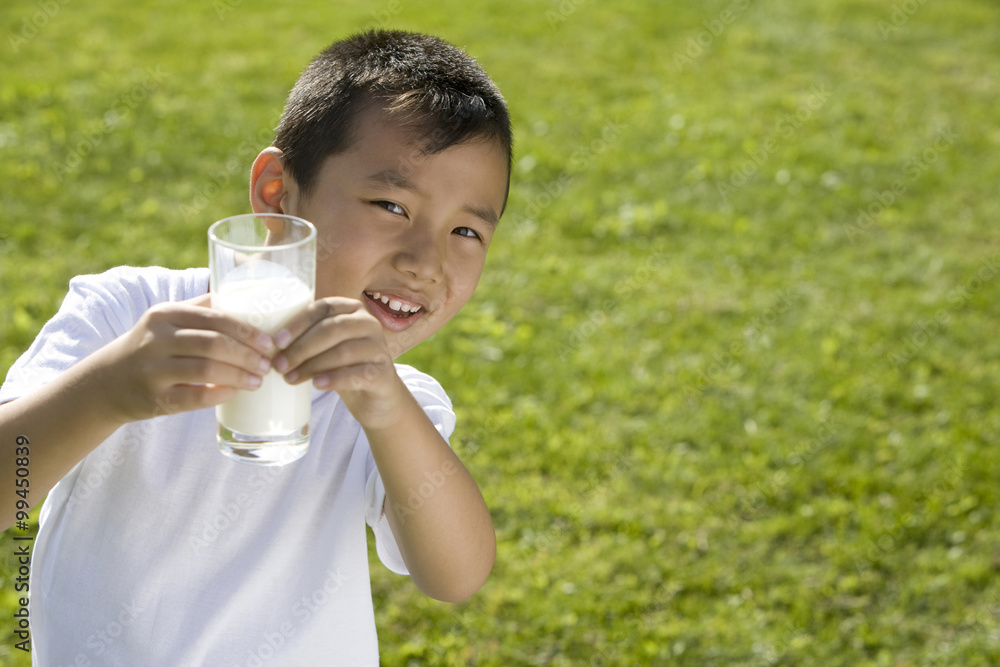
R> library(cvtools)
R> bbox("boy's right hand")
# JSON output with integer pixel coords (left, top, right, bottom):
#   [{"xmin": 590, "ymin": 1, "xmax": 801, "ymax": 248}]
[{"xmin": 99, "ymin": 293, "xmax": 274, "ymax": 423}]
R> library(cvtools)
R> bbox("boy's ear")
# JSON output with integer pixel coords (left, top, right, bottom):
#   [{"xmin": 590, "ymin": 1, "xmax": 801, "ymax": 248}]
[{"xmin": 250, "ymin": 147, "xmax": 298, "ymax": 214}]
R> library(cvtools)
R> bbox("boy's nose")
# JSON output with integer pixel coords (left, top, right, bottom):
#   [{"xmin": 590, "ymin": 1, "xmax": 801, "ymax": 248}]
[{"xmin": 392, "ymin": 227, "xmax": 445, "ymax": 283}]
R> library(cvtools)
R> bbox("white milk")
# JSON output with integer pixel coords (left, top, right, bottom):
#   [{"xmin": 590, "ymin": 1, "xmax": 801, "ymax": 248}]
[{"xmin": 212, "ymin": 266, "xmax": 314, "ymax": 436}]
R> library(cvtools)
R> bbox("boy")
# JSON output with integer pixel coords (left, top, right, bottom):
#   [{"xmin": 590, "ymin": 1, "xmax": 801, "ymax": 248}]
[{"xmin": 0, "ymin": 29, "xmax": 511, "ymax": 664}]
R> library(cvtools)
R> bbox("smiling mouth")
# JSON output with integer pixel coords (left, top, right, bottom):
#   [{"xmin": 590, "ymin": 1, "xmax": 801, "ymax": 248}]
[{"xmin": 364, "ymin": 291, "xmax": 423, "ymax": 318}]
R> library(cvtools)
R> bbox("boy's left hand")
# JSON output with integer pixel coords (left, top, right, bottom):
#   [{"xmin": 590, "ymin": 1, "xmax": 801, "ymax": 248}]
[{"xmin": 271, "ymin": 297, "xmax": 406, "ymax": 429}]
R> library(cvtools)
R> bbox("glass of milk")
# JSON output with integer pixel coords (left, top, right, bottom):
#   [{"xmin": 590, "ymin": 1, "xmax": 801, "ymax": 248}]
[{"xmin": 208, "ymin": 213, "xmax": 317, "ymax": 466}]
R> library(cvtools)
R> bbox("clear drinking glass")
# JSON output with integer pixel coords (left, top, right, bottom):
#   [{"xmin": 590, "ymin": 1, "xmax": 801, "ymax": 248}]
[{"xmin": 208, "ymin": 213, "xmax": 317, "ymax": 466}]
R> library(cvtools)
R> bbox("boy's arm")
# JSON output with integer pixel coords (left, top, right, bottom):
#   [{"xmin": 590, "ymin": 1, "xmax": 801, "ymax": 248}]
[
  {"xmin": 0, "ymin": 294, "xmax": 272, "ymax": 529},
  {"xmin": 366, "ymin": 385, "xmax": 496, "ymax": 603},
  {"xmin": 274, "ymin": 297, "xmax": 496, "ymax": 603},
  {"xmin": 0, "ymin": 343, "xmax": 133, "ymax": 526}
]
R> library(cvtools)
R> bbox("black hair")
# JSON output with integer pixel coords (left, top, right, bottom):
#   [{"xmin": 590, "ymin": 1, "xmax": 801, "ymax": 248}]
[{"xmin": 274, "ymin": 30, "xmax": 512, "ymax": 199}]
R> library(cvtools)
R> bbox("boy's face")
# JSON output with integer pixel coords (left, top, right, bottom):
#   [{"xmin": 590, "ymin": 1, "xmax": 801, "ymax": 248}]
[{"xmin": 269, "ymin": 108, "xmax": 509, "ymax": 357}]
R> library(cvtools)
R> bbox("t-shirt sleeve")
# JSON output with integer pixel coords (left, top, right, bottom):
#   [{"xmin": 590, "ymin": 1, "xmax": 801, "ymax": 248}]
[
  {"xmin": 0, "ymin": 266, "xmax": 209, "ymax": 405},
  {"xmin": 363, "ymin": 365, "xmax": 457, "ymax": 576}
]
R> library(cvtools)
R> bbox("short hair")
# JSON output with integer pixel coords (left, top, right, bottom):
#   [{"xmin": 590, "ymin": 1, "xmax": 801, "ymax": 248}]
[{"xmin": 274, "ymin": 30, "xmax": 513, "ymax": 199}]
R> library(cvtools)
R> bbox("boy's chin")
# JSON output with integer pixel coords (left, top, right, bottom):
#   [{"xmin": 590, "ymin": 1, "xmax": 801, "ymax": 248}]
[{"xmin": 384, "ymin": 329, "xmax": 427, "ymax": 358}]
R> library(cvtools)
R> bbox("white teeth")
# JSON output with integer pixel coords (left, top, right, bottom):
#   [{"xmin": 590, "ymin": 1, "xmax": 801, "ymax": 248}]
[{"xmin": 366, "ymin": 291, "xmax": 421, "ymax": 314}]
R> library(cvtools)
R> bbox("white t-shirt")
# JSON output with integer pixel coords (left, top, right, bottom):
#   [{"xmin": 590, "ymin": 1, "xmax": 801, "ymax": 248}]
[{"xmin": 0, "ymin": 266, "xmax": 456, "ymax": 666}]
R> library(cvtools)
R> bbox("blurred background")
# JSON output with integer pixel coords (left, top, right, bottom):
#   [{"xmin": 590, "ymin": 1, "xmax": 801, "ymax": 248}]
[{"xmin": 2, "ymin": 1, "xmax": 999, "ymax": 664}]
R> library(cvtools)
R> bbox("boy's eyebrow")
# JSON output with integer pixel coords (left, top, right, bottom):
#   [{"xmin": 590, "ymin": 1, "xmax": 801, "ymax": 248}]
[
  {"xmin": 366, "ymin": 169, "xmax": 500, "ymax": 229},
  {"xmin": 465, "ymin": 204, "xmax": 500, "ymax": 229},
  {"xmin": 367, "ymin": 169, "xmax": 415, "ymax": 192}
]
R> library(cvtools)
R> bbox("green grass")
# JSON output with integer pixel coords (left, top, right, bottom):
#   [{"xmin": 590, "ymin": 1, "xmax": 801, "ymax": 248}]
[{"xmin": 2, "ymin": 0, "xmax": 1000, "ymax": 664}]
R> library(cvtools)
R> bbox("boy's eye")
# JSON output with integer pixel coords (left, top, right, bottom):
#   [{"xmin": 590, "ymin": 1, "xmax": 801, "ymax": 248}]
[
  {"xmin": 375, "ymin": 201, "xmax": 406, "ymax": 216},
  {"xmin": 453, "ymin": 227, "xmax": 482, "ymax": 240}
]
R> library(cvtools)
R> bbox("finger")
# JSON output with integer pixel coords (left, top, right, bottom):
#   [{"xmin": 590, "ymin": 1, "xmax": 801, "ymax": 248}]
[
  {"xmin": 151, "ymin": 356, "xmax": 263, "ymax": 391},
  {"xmin": 284, "ymin": 338, "xmax": 391, "ymax": 385},
  {"xmin": 200, "ymin": 309, "xmax": 275, "ymax": 356},
  {"xmin": 170, "ymin": 328, "xmax": 272, "ymax": 376},
  {"xmin": 274, "ymin": 310, "xmax": 381, "ymax": 376},
  {"xmin": 272, "ymin": 297, "xmax": 363, "ymax": 351},
  {"xmin": 305, "ymin": 359, "xmax": 394, "ymax": 394},
  {"xmin": 161, "ymin": 383, "xmax": 240, "ymax": 413},
  {"xmin": 147, "ymin": 303, "xmax": 275, "ymax": 356}
]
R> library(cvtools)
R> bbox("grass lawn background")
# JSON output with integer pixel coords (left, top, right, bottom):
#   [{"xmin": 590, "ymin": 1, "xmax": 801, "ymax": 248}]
[{"xmin": 2, "ymin": 0, "xmax": 1000, "ymax": 664}]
